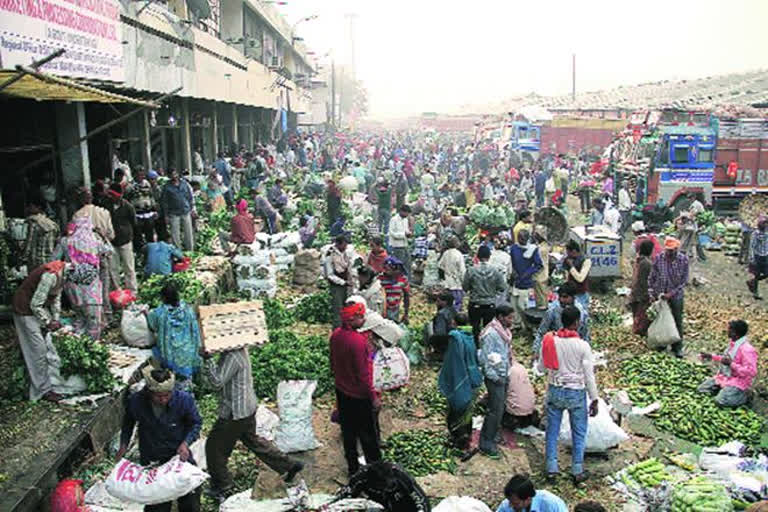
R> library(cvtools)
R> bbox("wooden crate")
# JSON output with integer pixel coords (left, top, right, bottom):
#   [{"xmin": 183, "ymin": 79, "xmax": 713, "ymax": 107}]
[{"xmin": 198, "ymin": 301, "xmax": 269, "ymax": 353}]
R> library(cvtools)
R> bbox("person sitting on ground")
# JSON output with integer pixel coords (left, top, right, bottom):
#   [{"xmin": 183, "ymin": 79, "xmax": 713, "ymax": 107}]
[
  {"xmin": 117, "ymin": 367, "xmax": 202, "ymax": 511},
  {"xmin": 146, "ymin": 283, "xmax": 202, "ymax": 386},
  {"xmin": 144, "ymin": 237, "xmax": 183, "ymax": 277},
  {"xmin": 438, "ymin": 312, "xmax": 482, "ymax": 456},
  {"xmin": 298, "ymin": 214, "xmax": 317, "ymax": 248},
  {"xmin": 495, "ymin": 474, "xmax": 567, "ymax": 512},
  {"xmin": 698, "ymin": 319, "xmax": 758, "ymax": 407},
  {"xmin": 334, "ymin": 461, "xmax": 430, "ymax": 512},
  {"xmin": 228, "ymin": 199, "xmax": 256, "ymax": 249},
  {"xmin": 503, "ymin": 348, "xmax": 538, "ymax": 431},
  {"xmin": 427, "ymin": 291, "xmax": 456, "ymax": 357},
  {"xmin": 357, "ymin": 265, "xmax": 385, "ymax": 315},
  {"xmin": 367, "ymin": 235, "xmax": 388, "ymax": 274},
  {"xmin": 379, "ymin": 256, "xmax": 410, "ymax": 324}
]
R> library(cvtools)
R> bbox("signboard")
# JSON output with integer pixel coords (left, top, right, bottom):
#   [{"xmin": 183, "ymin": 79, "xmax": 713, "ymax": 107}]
[
  {"xmin": 658, "ymin": 171, "xmax": 714, "ymax": 183},
  {"xmin": 586, "ymin": 239, "xmax": 621, "ymax": 278},
  {"xmin": 0, "ymin": 0, "xmax": 124, "ymax": 81}
]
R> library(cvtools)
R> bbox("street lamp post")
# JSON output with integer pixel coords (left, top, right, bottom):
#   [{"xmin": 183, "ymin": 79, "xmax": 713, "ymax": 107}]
[{"xmin": 291, "ymin": 15, "xmax": 318, "ymax": 46}]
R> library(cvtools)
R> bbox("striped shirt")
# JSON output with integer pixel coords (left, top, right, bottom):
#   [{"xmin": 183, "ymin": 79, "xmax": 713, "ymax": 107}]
[
  {"xmin": 648, "ymin": 252, "xmax": 689, "ymax": 301},
  {"xmin": 205, "ymin": 348, "xmax": 258, "ymax": 420},
  {"xmin": 379, "ymin": 274, "xmax": 410, "ymax": 315},
  {"xmin": 750, "ymin": 230, "xmax": 768, "ymax": 260}
]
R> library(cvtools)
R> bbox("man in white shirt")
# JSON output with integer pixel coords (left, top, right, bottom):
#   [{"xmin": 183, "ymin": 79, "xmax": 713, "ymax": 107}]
[
  {"xmin": 438, "ymin": 235, "xmax": 466, "ymax": 311},
  {"xmin": 603, "ymin": 204, "xmax": 621, "ymax": 234},
  {"xmin": 537, "ymin": 306, "xmax": 599, "ymax": 484},
  {"xmin": 388, "ymin": 205, "xmax": 412, "ymax": 278},
  {"xmin": 618, "ymin": 182, "xmax": 632, "ymax": 238}
]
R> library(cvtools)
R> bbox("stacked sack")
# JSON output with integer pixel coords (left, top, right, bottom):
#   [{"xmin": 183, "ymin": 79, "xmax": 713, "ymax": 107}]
[
  {"xmin": 234, "ymin": 261, "xmax": 277, "ymax": 298},
  {"xmin": 293, "ymin": 249, "xmax": 322, "ymax": 285}
]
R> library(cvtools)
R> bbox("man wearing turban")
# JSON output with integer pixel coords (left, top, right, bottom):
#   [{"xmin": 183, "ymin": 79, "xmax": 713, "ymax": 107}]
[{"xmin": 330, "ymin": 301, "xmax": 382, "ymax": 476}]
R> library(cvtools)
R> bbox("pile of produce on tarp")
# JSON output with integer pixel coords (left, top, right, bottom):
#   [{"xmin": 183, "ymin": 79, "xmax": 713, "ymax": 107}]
[
  {"xmin": 383, "ymin": 429, "xmax": 458, "ymax": 477},
  {"xmin": 53, "ymin": 331, "xmax": 117, "ymax": 394},
  {"xmin": 669, "ymin": 476, "xmax": 733, "ymax": 512},
  {"xmin": 467, "ymin": 203, "xmax": 516, "ymax": 230},
  {"xmin": 294, "ymin": 291, "xmax": 333, "ymax": 324},
  {"xmin": 619, "ymin": 353, "xmax": 764, "ymax": 446}
]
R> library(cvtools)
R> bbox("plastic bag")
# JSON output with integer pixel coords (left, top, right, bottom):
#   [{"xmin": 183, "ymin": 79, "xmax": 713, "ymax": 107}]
[
  {"xmin": 109, "ymin": 289, "xmax": 137, "ymax": 309},
  {"xmin": 646, "ymin": 299, "xmax": 681, "ymax": 349},
  {"xmin": 434, "ymin": 496, "xmax": 493, "ymax": 512},
  {"xmin": 559, "ymin": 398, "xmax": 629, "ymax": 452},
  {"xmin": 51, "ymin": 479, "xmax": 86, "ymax": 512},
  {"xmin": 255, "ymin": 404, "xmax": 280, "ymax": 442},
  {"xmin": 105, "ymin": 457, "xmax": 208, "ymax": 505},
  {"xmin": 373, "ymin": 347, "xmax": 410, "ymax": 391},
  {"xmin": 274, "ymin": 380, "xmax": 319, "ymax": 453},
  {"xmin": 121, "ymin": 305, "xmax": 154, "ymax": 348}
]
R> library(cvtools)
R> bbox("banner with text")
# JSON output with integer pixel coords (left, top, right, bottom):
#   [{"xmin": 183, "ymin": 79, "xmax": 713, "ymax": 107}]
[{"xmin": 0, "ymin": 0, "xmax": 123, "ymax": 81}]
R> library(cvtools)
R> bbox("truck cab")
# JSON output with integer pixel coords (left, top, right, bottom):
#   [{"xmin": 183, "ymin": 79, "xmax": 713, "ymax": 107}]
[{"xmin": 505, "ymin": 121, "xmax": 541, "ymax": 168}]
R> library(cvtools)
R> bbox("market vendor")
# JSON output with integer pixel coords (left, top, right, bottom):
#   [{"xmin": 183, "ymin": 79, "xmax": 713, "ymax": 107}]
[
  {"xmin": 12, "ymin": 261, "xmax": 70, "ymax": 402},
  {"xmin": 698, "ymin": 319, "xmax": 757, "ymax": 407},
  {"xmin": 203, "ymin": 345, "xmax": 303, "ymax": 501},
  {"xmin": 22, "ymin": 202, "xmax": 60, "ymax": 270},
  {"xmin": 357, "ymin": 266, "xmax": 385, "ymax": 315},
  {"xmin": 334, "ymin": 461, "xmax": 430, "ymax": 512},
  {"xmin": 631, "ymin": 221, "xmax": 662, "ymax": 260},
  {"xmin": 648, "ymin": 237, "xmax": 689, "ymax": 359},
  {"xmin": 509, "ymin": 229, "xmax": 543, "ymax": 333},
  {"xmin": 229, "ymin": 199, "xmax": 256, "ymax": 246},
  {"xmin": 325, "ymin": 234, "xmax": 358, "ymax": 328},
  {"xmin": 563, "ymin": 240, "xmax": 592, "ymax": 311},
  {"xmin": 144, "ymin": 237, "xmax": 183, "ymax": 277},
  {"xmin": 496, "ymin": 474, "xmax": 567, "ymax": 512},
  {"xmin": 533, "ymin": 281, "xmax": 590, "ymax": 360},
  {"xmin": 117, "ymin": 367, "xmax": 202, "ymax": 511},
  {"xmin": 502, "ymin": 353, "xmax": 538, "ymax": 431}
]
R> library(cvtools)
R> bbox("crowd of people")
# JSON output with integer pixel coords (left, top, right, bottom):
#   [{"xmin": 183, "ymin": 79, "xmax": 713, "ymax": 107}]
[{"xmin": 9, "ymin": 127, "xmax": 765, "ymax": 512}]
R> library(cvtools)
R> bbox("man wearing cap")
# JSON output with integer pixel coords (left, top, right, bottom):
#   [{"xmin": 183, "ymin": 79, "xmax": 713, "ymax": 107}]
[
  {"xmin": 107, "ymin": 183, "xmax": 138, "ymax": 292},
  {"xmin": 330, "ymin": 301, "xmax": 382, "ymax": 476},
  {"xmin": 117, "ymin": 367, "xmax": 203, "ymax": 511},
  {"xmin": 648, "ymin": 237, "xmax": 689, "ymax": 358}
]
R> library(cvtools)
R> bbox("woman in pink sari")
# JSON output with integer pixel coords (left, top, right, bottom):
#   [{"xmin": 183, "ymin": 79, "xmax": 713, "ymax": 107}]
[{"xmin": 52, "ymin": 217, "xmax": 112, "ymax": 339}]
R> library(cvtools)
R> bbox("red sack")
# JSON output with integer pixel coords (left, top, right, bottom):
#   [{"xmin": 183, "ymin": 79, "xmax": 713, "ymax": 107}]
[
  {"xmin": 172, "ymin": 257, "xmax": 191, "ymax": 273},
  {"xmin": 51, "ymin": 479, "xmax": 86, "ymax": 512},
  {"xmin": 109, "ymin": 289, "xmax": 137, "ymax": 309}
]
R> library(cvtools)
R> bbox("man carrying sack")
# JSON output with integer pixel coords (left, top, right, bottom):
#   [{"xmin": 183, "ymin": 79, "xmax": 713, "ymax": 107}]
[
  {"xmin": 648, "ymin": 236, "xmax": 689, "ymax": 358},
  {"xmin": 202, "ymin": 346, "xmax": 303, "ymax": 501}
]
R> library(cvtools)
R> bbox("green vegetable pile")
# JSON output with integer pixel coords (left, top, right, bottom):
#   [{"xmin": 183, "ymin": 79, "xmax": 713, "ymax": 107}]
[
  {"xmin": 138, "ymin": 271, "xmax": 205, "ymax": 307},
  {"xmin": 695, "ymin": 210, "xmax": 717, "ymax": 230},
  {"xmin": 262, "ymin": 298, "xmax": 296, "ymax": 330},
  {"xmin": 383, "ymin": 430, "xmax": 458, "ymax": 477},
  {"xmin": 621, "ymin": 458, "xmax": 673, "ymax": 489},
  {"xmin": 196, "ymin": 208, "xmax": 233, "ymax": 256},
  {"xmin": 249, "ymin": 329, "xmax": 331, "ymax": 399},
  {"xmin": 52, "ymin": 332, "xmax": 116, "ymax": 393},
  {"xmin": 591, "ymin": 299, "xmax": 623, "ymax": 326},
  {"xmin": 294, "ymin": 291, "xmax": 332, "ymax": 324},
  {"xmin": 670, "ymin": 476, "xmax": 733, "ymax": 512},
  {"xmin": 620, "ymin": 353, "xmax": 764, "ymax": 446},
  {"xmin": 468, "ymin": 203, "xmax": 516, "ymax": 228}
]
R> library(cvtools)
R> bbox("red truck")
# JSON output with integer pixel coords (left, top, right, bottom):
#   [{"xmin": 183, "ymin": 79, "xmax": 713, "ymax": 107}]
[{"xmin": 712, "ymin": 118, "xmax": 768, "ymax": 211}]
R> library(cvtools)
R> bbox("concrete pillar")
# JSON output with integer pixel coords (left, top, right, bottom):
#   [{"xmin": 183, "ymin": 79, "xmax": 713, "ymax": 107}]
[
  {"xmin": 181, "ymin": 97, "xmax": 192, "ymax": 176},
  {"xmin": 249, "ymin": 108, "xmax": 255, "ymax": 149},
  {"xmin": 211, "ymin": 103, "xmax": 219, "ymax": 156},
  {"xmin": 141, "ymin": 110, "xmax": 152, "ymax": 171},
  {"xmin": 232, "ymin": 104, "xmax": 238, "ymax": 148},
  {"xmin": 55, "ymin": 102, "xmax": 91, "ymax": 191}
]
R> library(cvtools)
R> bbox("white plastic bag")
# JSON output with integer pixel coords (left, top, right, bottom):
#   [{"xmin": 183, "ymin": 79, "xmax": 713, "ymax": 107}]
[
  {"xmin": 373, "ymin": 347, "xmax": 410, "ymax": 391},
  {"xmin": 255, "ymin": 404, "xmax": 280, "ymax": 442},
  {"xmin": 121, "ymin": 305, "xmax": 154, "ymax": 348},
  {"xmin": 559, "ymin": 398, "xmax": 629, "ymax": 452},
  {"xmin": 105, "ymin": 457, "xmax": 208, "ymax": 505},
  {"xmin": 434, "ymin": 496, "xmax": 493, "ymax": 512},
  {"xmin": 646, "ymin": 300, "xmax": 681, "ymax": 349},
  {"xmin": 274, "ymin": 380, "xmax": 318, "ymax": 453}
]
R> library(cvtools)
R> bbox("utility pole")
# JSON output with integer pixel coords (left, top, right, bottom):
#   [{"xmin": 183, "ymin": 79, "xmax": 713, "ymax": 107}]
[
  {"xmin": 345, "ymin": 13, "xmax": 358, "ymax": 80},
  {"xmin": 330, "ymin": 60, "xmax": 336, "ymax": 129},
  {"xmin": 338, "ymin": 65, "xmax": 344, "ymax": 127},
  {"xmin": 572, "ymin": 53, "xmax": 576, "ymax": 101}
]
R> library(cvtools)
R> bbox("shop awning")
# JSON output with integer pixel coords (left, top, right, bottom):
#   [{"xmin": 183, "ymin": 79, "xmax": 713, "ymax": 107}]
[{"xmin": 0, "ymin": 68, "xmax": 160, "ymax": 109}]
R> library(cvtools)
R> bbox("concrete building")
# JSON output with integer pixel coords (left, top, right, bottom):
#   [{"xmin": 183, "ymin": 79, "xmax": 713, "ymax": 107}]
[{"xmin": 0, "ymin": 0, "xmax": 323, "ymax": 219}]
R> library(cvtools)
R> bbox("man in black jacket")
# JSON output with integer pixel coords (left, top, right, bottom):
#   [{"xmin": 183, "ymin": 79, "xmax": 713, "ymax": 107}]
[{"xmin": 107, "ymin": 183, "xmax": 137, "ymax": 291}]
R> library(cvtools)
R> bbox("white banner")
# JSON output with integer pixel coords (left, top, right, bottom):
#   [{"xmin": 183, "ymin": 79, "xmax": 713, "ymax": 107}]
[{"xmin": 0, "ymin": 0, "xmax": 124, "ymax": 81}]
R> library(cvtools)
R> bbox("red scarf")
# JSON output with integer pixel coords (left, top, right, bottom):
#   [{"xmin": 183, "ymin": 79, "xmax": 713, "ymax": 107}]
[{"xmin": 542, "ymin": 328, "xmax": 580, "ymax": 370}]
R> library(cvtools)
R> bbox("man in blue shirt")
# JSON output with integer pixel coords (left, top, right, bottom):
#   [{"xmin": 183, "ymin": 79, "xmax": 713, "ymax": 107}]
[
  {"xmin": 117, "ymin": 367, "xmax": 203, "ymax": 512},
  {"xmin": 213, "ymin": 152, "xmax": 232, "ymax": 205},
  {"xmin": 496, "ymin": 474, "xmax": 567, "ymax": 512},
  {"xmin": 161, "ymin": 171, "xmax": 196, "ymax": 251},
  {"xmin": 509, "ymin": 229, "xmax": 543, "ymax": 334},
  {"xmin": 533, "ymin": 281, "xmax": 590, "ymax": 357},
  {"xmin": 144, "ymin": 238, "xmax": 184, "ymax": 276}
]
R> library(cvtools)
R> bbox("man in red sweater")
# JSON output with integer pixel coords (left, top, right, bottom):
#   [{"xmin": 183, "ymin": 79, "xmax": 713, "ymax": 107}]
[{"xmin": 330, "ymin": 301, "xmax": 381, "ymax": 476}]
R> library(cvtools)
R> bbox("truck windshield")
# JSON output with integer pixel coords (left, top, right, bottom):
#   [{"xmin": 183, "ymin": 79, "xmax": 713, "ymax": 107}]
[
  {"xmin": 672, "ymin": 146, "xmax": 689, "ymax": 163},
  {"xmin": 697, "ymin": 148, "xmax": 714, "ymax": 163}
]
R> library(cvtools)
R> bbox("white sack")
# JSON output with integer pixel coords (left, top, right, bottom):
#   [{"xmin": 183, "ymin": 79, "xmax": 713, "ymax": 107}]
[
  {"xmin": 274, "ymin": 380, "xmax": 318, "ymax": 453},
  {"xmin": 559, "ymin": 398, "xmax": 629, "ymax": 452},
  {"xmin": 105, "ymin": 457, "xmax": 208, "ymax": 505}
]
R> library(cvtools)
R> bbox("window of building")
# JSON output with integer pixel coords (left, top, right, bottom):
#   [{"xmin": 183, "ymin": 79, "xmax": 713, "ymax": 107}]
[{"xmin": 672, "ymin": 145, "xmax": 689, "ymax": 163}]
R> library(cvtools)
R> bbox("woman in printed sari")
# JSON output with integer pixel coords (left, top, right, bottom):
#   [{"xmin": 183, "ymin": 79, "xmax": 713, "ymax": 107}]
[
  {"xmin": 51, "ymin": 217, "xmax": 112, "ymax": 339},
  {"xmin": 146, "ymin": 283, "xmax": 202, "ymax": 389},
  {"xmin": 438, "ymin": 313, "xmax": 483, "ymax": 457}
]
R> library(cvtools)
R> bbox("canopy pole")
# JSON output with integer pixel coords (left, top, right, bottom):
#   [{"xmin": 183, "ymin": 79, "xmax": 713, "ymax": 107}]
[{"xmin": 0, "ymin": 49, "xmax": 66, "ymax": 93}]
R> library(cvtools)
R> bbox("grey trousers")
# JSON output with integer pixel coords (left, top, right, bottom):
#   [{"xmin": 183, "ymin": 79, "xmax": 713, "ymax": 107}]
[
  {"xmin": 698, "ymin": 378, "xmax": 748, "ymax": 407},
  {"xmin": 479, "ymin": 378, "xmax": 508, "ymax": 454},
  {"xmin": 112, "ymin": 242, "xmax": 138, "ymax": 291},
  {"xmin": 13, "ymin": 314, "xmax": 52, "ymax": 400},
  {"xmin": 169, "ymin": 214, "xmax": 194, "ymax": 252}
]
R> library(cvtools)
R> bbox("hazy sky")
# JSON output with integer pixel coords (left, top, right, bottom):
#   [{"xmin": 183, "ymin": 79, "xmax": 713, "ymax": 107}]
[{"xmin": 278, "ymin": 0, "xmax": 768, "ymax": 118}]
